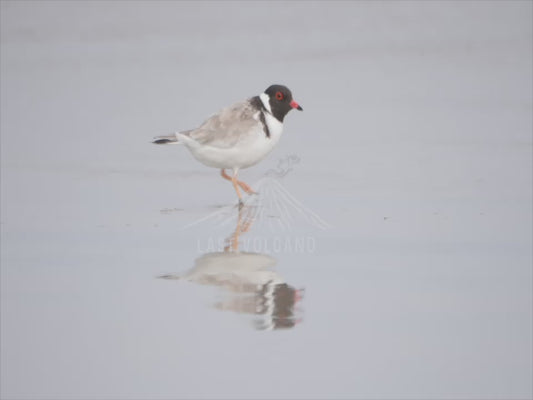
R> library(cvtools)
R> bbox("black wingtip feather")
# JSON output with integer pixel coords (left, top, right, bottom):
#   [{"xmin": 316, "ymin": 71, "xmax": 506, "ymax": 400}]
[{"xmin": 153, "ymin": 139, "xmax": 174, "ymax": 144}]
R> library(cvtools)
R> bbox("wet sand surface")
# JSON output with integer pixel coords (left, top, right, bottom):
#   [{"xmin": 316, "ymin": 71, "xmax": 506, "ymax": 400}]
[{"xmin": 1, "ymin": 2, "xmax": 532, "ymax": 399}]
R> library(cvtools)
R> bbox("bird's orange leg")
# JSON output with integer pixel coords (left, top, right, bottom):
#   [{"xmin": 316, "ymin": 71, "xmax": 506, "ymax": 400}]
[
  {"xmin": 236, "ymin": 179, "xmax": 255, "ymax": 195},
  {"xmin": 221, "ymin": 169, "xmax": 244, "ymax": 202},
  {"xmin": 220, "ymin": 169, "xmax": 232, "ymax": 181},
  {"xmin": 220, "ymin": 169, "xmax": 256, "ymax": 195}
]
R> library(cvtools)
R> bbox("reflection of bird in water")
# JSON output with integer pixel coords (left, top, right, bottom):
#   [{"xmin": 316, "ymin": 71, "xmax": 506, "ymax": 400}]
[
  {"xmin": 161, "ymin": 205, "xmax": 303, "ymax": 330},
  {"xmin": 216, "ymin": 280, "xmax": 303, "ymax": 331}
]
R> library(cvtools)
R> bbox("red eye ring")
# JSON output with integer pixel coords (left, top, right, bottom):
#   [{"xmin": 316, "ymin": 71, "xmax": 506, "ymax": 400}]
[{"xmin": 275, "ymin": 91, "xmax": 284, "ymax": 100}]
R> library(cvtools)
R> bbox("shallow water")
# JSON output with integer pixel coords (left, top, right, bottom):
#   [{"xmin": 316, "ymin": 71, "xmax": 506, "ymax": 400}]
[{"xmin": 1, "ymin": 2, "xmax": 532, "ymax": 399}]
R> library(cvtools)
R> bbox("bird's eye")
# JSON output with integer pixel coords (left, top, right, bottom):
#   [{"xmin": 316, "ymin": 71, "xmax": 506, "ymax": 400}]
[{"xmin": 275, "ymin": 91, "xmax": 284, "ymax": 100}]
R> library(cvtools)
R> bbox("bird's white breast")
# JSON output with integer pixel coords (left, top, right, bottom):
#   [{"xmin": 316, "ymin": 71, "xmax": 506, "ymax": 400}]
[{"xmin": 181, "ymin": 112, "xmax": 284, "ymax": 170}]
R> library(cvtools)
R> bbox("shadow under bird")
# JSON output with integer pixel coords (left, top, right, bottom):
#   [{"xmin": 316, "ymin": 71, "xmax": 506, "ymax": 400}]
[{"xmin": 153, "ymin": 84, "xmax": 303, "ymax": 204}]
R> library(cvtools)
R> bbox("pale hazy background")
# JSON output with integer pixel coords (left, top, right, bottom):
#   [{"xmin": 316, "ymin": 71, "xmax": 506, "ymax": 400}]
[{"xmin": 1, "ymin": 1, "xmax": 532, "ymax": 399}]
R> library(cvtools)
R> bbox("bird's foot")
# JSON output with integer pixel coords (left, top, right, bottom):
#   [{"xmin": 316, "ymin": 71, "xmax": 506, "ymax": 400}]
[{"xmin": 237, "ymin": 180, "xmax": 256, "ymax": 195}]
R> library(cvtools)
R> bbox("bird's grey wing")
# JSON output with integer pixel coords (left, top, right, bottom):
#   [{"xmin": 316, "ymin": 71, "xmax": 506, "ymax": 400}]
[{"xmin": 187, "ymin": 100, "xmax": 261, "ymax": 149}]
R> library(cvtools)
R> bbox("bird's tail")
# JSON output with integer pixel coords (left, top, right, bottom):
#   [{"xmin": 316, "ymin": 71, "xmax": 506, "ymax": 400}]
[{"xmin": 152, "ymin": 133, "xmax": 180, "ymax": 145}]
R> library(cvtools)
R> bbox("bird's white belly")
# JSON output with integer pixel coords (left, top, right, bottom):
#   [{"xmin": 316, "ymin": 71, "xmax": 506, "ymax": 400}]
[
  {"xmin": 181, "ymin": 114, "xmax": 283, "ymax": 170},
  {"xmin": 191, "ymin": 132, "xmax": 278, "ymax": 169}
]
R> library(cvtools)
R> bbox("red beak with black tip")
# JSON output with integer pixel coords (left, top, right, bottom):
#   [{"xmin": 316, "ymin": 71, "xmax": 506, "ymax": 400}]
[{"xmin": 290, "ymin": 100, "xmax": 303, "ymax": 111}]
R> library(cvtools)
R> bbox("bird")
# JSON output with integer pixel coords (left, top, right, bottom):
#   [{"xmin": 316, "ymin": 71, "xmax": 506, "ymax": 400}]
[{"xmin": 153, "ymin": 84, "xmax": 303, "ymax": 204}]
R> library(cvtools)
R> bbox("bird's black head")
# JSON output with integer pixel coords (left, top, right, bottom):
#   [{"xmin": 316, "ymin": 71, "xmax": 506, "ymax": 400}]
[{"xmin": 263, "ymin": 84, "xmax": 303, "ymax": 122}]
